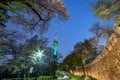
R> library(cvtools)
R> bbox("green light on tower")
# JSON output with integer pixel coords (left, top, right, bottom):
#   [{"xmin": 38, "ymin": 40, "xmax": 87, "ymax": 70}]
[{"xmin": 53, "ymin": 36, "xmax": 58, "ymax": 56}]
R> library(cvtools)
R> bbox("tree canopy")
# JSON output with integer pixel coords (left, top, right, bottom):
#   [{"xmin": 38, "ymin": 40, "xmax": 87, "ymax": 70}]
[
  {"xmin": 0, "ymin": 0, "xmax": 68, "ymax": 78},
  {"xmin": 93, "ymin": 0, "xmax": 120, "ymax": 21},
  {"xmin": 0, "ymin": 0, "xmax": 69, "ymax": 34},
  {"xmin": 59, "ymin": 51, "xmax": 83, "ymax": 71},
  {"xmin": 59, "ymin": 39, "xmax": 98, "ymax": 72},
  {"xmin": 0, "ymin": 34, "xmax": 62, "ymax": 78},
  {"xmin": 89, "ymin": 22, "xmax": 113, "ymax": 47}
]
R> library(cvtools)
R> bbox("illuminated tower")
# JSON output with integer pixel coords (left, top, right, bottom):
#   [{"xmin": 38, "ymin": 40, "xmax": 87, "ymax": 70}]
[{"xmin": 53, "ymin": 34, "xmax": 58, "ymax": 62}]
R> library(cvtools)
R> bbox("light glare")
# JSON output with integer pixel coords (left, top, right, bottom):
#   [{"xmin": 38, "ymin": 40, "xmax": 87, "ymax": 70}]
[{"xmin": 37, "ymin": 49, "xmax": 44, "ymax": 59}]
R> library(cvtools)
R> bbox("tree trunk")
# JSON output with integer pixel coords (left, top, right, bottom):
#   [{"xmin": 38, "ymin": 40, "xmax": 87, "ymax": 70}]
[{"xmin": 83, "ymin": 65, "xmax": 85, "ymax": 76}]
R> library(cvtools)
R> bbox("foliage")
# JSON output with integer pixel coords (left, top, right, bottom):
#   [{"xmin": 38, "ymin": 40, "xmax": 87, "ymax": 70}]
[
  {"xmin": 90, "ymin": 22, "xmax": 113, "ymax": 38},
  {"xmin": 0, "ymin": 26, "xmax": 25, "ymax": 62},
  {"xmin": 0, "ymin": 34, "xmax": 62, "ymax": 78},
  {"xmin": 69, "ymin": 76, "xmax": 97, "ymax": 80},
  {"xmin": 0, "ymin": 77, "xmax": 36, "ymax": 80},
  {"xmin": 59, "ymin": 39, "xmax": 98, "ymax": 72},
  {"xmin": 37, "ymin": 76, "xmax": 54, "ymax": 80},
  {"xmin": 92, "ymin": 0, "xmax": 120, "ymax": 21},
  {"xmin": 0, "ymin": 0, "xmax": 68, "ymax": 77},
  {"xmin": 0, "ymin": 21, "xmax": 63, "ymax": 78},
  {"xmin": 89, "ymin": 22, "xmax": 113, "ymax": 49},
  {"xmin": 0, "ymin": 0, "xmax": 67, "ymax": 78},
  {"xmin": 0, "ymin": 0, "xmax": 69, "ymax": 34},
  {"xmin": 74, "ymin": 39, "xmax": 98, "ymax": 63},
  {"xmin": 59, "ymin": 52, "xmax": 83, "ymax": 71},
  {"xmin": 69, "ymin": 76, "xmax": 84, "ymax": 80}
]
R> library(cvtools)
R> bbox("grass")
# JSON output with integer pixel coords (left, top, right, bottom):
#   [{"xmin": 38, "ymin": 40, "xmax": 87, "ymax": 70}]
[
  {"xmin": 69, "ymin": 76, "xmax": 84, "ymax": 80},
  {"xmin": 69, "ymin": 76, "xmax": 97, "ymax": 80},
  {"xmin": 37, "ymin": 76, "xmax": 54, "ymax": 80}
]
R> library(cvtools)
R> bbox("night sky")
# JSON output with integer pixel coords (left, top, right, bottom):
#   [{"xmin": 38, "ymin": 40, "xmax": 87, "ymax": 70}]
[
  {"xmin": 7, "ymin": 0, "xmax": 113, "ymax": 60},
  {"xmin": 44, "ymin": 0, "xmax": 112, "ymax": 59}
]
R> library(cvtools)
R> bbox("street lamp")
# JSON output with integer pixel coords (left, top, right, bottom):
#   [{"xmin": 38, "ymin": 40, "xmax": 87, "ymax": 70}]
[
  {"xmin": 36, "ymin": 49, "xmax": 44, "ymax": 59},
  {"xmin": 82, "ymin": 60, "xmax": 86, "ymax": 77},
  {"xmin": 81, "ymin": 54, "xmax": 87, "ymax": 77},
  {"xmin": 33, "ymin": 48, "xmax": 44, "ymax": 62}
]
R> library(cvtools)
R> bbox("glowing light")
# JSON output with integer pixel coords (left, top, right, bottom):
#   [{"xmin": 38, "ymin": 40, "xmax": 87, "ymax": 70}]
[
  {"xmin": 33, "ymin": 48, "xmax": 44, "ymax": 59},
  {"xmin": 82, "ymin": 60, "xmax": 85, "ymax": 65},
  {"xmin": 37, "ymin": 49, "xmax": 44, "ymax": 59}
]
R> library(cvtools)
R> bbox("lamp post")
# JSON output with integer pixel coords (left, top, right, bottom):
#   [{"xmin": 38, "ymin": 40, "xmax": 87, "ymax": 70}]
[
  {"xmin": 81, "ymin": 54, "xmax": 87, "ymax": 77},
  {"xmin": 82, "ymin": 60, "xmax": 86, "ymax": 76}
]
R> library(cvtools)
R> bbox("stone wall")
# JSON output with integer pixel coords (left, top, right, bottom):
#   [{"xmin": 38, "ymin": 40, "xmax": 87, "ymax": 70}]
[{"xmin": 70, "ymin": 20, "xmax": 120, "ymax": 80}]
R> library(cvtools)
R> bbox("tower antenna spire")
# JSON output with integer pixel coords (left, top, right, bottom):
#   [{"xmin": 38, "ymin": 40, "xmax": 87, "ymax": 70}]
[{"xmin": 55, "ymin": 30, "xmax": 57, "ymax": 37}]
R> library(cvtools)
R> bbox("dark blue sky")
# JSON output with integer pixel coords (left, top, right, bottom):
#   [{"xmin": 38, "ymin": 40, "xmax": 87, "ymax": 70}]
[
  {"xmin": 44, "ymin": 0, "xmax": 103, "ymax": 59},
  {"xmin": 6, "ymin": 0, "xmax": 113, "ymax": 60}
]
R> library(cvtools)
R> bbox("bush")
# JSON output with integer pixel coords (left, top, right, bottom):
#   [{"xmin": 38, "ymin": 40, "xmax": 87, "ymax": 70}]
[
  {"xmin": 69, "ymin": 76, "xmax": 84, "ymax": 80},
  {"xmin": 69, "ymin": 76, "xmax": 97, "ymax": 80},
  {"xmin": 37, "ymin": 76, "xmax": 54, "ymax": 80}
]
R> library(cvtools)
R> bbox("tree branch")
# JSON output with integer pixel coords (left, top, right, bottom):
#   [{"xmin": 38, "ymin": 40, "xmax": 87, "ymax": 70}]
[{"xmin": 22, "ymin": 2, "xmax": 49, "ymax": 21}]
